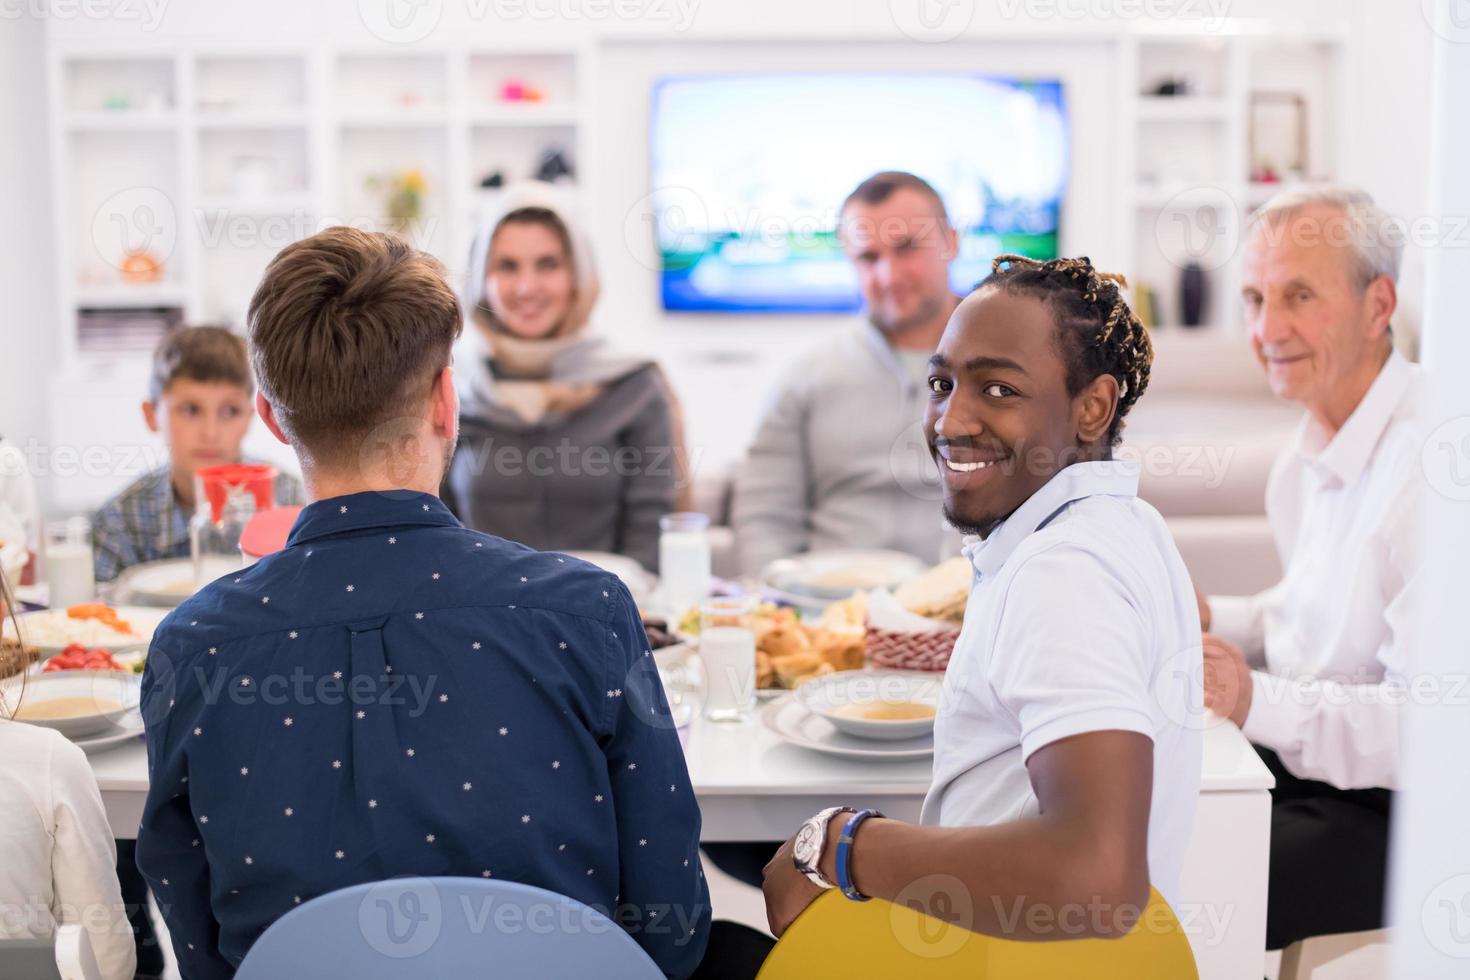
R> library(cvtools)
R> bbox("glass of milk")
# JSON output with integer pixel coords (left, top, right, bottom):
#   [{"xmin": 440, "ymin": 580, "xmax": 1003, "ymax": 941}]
[
  {"xmin": 658, "ymin": 512, "xmax": 712, "ymax": 621},
  {"xmin": 45, "ymin": 517, "xmax": 96, "ymax": 608},
  {"xmin": 699, "ymin": 593, "xmax": 757, "ymax": 722}
]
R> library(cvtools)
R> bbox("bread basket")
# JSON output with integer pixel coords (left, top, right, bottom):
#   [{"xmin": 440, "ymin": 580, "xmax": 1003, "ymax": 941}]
[{"xmin": 864, "ymin": 623, "xmax": 959, "ymax": 672}]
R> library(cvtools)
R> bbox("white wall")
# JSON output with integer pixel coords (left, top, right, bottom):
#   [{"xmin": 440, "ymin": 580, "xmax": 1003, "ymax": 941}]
[
  {"xmin": 0, "ymin": 14, "xmax": 56, "ymax": 451},
  {"xmin": 1388, "ymin": 6, "xmax": 1470, "ymax": 974},
  {"xmin": 1339, "ymin": 0, "xmax": 1436, "ymax": 356},
  {"xmin": 15, "ymin": 0, "xmax": 1442, "ymax": 512}
]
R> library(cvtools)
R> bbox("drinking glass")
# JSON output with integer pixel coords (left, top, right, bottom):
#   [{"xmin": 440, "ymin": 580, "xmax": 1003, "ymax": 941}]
[
  {"xmin": 699, "ymin": 593, "xmax": 757, "ymax": 722},
  {"xmin": 45, "ymin": 517, "xmax": 95, "ymax": 609}
]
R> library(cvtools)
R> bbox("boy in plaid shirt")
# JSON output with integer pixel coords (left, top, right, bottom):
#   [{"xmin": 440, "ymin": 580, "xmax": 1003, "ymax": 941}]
[{"xmin": 91, "ymin": 326, "xmax": 302, "ymax": 584}]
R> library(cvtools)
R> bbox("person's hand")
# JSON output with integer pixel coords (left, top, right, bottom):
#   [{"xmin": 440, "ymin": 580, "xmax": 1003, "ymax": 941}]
[
  {"xmin": 1194, "ymin": 586, "xmax": 1211, "ymax": 633},
  {"xmin": 1202, "ymin": 633, "xmax": 1252, "ymax": 727},
  {"xmin": 762, "ymin": 817, "xmax": 839, "ymax": 937}
]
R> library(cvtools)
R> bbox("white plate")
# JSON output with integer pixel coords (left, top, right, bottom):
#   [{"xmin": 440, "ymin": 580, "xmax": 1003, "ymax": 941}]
[
  {"xmin": 112, "ymin": 557, "xmax": 241, "ymax": 607},
  {"xmin": 5, "ymin": 606, "xmax": 169, "ymax": 658},
  {"xmin": 8, "ymin": 671, "xmax": 142, "ymax": 739},
  {"xmin": 794, "ymin": 670, "xmax": 942, "ymax": 740},
  {"xmin": 72, "ymin": 707, "xmax": 146, "ymax": 754},
  {"xmin": 762, "ymin": 549, "xmax": 929, "ymax": 609},
  {"xmin": 760, "ymin": 695, "xmax": 934, "ymax": 760}
]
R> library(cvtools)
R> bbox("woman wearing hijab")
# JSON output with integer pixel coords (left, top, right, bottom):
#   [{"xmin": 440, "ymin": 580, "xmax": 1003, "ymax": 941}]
[{"xmin": 445, "ymin": 183, "xmax": 681, "ymax": 572}]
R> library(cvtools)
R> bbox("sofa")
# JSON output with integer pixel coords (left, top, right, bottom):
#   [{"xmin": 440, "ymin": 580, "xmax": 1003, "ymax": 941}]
[{"xmin": 696, "ymin": 334, "xmax": 1297, "ymax": 601}]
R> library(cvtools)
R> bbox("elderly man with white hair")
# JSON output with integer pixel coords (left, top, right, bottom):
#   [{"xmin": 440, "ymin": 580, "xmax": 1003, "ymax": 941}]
[{"xmin": 1197, "ymin": 187, "xmax": 1421, "ymax": 950}]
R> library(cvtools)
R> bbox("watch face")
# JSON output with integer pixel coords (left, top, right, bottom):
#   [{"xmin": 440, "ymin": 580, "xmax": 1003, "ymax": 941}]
[{"xmin": 793, "ymin": 823, "xmax": 819, "ymax": 866}]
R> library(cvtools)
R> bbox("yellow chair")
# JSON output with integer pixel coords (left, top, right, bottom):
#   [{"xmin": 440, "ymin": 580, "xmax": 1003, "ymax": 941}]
[{"xmin": 757, "ymin": 887, "xmax": 1198, "ymax": 979}]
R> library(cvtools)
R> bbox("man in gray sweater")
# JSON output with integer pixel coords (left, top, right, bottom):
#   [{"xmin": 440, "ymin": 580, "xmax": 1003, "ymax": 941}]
[{"xmin": 733, "ymin": 172, "xmax": 962, "ymax": 575}]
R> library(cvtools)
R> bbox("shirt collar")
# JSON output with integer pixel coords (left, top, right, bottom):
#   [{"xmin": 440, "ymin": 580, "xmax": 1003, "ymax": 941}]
[
  {"xmin": 285, "ymin": 490, "xmax": 461, "ymax": 547},
  {"xmin": 961, "ymin": 460, "xmax": 1141, "ymax": 581},
  {"xmin": 858, "ymin": 319, "xmax": 907, "ymax": 382},
  {"xmin": 1298, "ymin": 349, "xmax": 1413, "ymax": 486}
]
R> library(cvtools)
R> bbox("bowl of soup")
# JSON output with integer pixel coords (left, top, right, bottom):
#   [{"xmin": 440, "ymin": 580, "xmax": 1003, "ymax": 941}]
[
  {"xmin": 10, "ymin": 671, "xmax": 141, "ymax": 738},
  {"xmin": 794, "ymin": 670, "xmax": 941, "ymax": 740}
]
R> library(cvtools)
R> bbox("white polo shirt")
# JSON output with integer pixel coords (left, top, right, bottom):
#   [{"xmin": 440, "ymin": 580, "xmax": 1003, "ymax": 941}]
[{"xmin": 920, "ymin": 460, "xmax": 1203, "ymax": 907}]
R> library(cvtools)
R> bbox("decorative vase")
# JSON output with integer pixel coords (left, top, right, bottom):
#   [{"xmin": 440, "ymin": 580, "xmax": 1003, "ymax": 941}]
[{"xmin": 1180, "ymin": 262, "xmax": 1207, "ymax": 328}]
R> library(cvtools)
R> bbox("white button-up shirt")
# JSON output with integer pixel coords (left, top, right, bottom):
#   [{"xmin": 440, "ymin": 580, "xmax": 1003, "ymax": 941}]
[
  {"xmin": 0, "ymin": 721, "xmax": 135, "ymax": 980},
  {"xmin": 1210, "ymin": 350, "xmax": 1423, "ymax": 791},
  {"xmin": 921, "ymin": 461, "xmax": 1203, "ymax": 907}
]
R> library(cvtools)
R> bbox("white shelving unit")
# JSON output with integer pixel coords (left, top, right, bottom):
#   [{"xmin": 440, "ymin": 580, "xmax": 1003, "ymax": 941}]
[
  {"xmin": 47, "ymin": 40, "xmax": 591, "ymax": 367},
  {"xmin": 1118, "ymin": 26, "xmax": 1347, "ymax": 338}
]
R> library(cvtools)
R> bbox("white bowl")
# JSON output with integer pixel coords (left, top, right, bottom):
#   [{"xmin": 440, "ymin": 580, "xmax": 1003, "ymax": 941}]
[
  {"xmin": 9, "ymin": 671, "xmax": 141, "ymax": 739},
  {"xmin": 794, "ymin": 669, "xmax": 942, "ymax": 741},
  {"xmin": 112, "ymin": 556, "xmax": 242, "ymax": 607},
  {"xmin": 762, "ymin": 548, "xmax": 929, "ymax": 613}
]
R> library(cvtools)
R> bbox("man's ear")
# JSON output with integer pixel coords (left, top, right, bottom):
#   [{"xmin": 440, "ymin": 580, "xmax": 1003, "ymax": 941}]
[
  {"xmin": 941, "ymin": 222, "xmax": 960, "ymax": 263},
  {"xmin": 431, "ymin": 366, "xmax": 458, "ymax": 439},
  {"xmin": 1076, "ymin": 374, "xmax": 1120, "ymax": 447},
  {"xmin": 255, "ymin": 392, "xmax": 290, "ymax": 446},
  {"xmin": 141, "ymin": 400, "xmax": 160, "ymax": 434},
  {"xmin": 1365, "ymin": 274, "xmax": 1398, "ymax": 339}
]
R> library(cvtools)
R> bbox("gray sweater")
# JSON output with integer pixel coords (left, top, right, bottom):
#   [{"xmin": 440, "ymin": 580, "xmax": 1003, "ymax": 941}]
[
  {"xmin": 732, "ymin": 321, "xmax": 952, "ymax": 575},
  {"xmin": 444, "ymin": 363, "xmax": 677, "ymax": 571}
]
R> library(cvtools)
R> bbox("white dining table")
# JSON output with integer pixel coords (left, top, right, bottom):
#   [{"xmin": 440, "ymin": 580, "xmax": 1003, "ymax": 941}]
[{"xmin": 88, "ymin": 710, "xmax": 1272, "ymax": 979}]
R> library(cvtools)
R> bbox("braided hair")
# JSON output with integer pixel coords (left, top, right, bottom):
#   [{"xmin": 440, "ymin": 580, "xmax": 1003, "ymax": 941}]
[{"xmin": 980, "ymin": 254, "xmax": 1153, "ymax": 447}]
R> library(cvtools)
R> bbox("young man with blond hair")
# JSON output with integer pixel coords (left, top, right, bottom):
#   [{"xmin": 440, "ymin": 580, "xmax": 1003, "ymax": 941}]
[{"xmin": 136, "ymin": 228, "xmax": 710, "ymax": 978}]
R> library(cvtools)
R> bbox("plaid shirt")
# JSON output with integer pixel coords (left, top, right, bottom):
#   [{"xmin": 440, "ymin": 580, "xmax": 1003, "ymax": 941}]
[{"xmin": 92, "ymin": 462, "xmax": 304, "ymax": 583}]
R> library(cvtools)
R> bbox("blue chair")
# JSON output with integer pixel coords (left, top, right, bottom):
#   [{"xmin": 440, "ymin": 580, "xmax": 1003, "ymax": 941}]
[{"xmin": 235, "ymin": 876, "xmax": 663, "ymax": 979}]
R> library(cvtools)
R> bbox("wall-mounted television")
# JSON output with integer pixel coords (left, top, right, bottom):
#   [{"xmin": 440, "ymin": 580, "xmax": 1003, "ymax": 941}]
[{"xmin": 649, "ymin": 72, "xmax": 1068, "ymax": 314}]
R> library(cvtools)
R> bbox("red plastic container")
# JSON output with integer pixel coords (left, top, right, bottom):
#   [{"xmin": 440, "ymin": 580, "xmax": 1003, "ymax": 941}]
[{"xmin": 196, "ymin": 464, "xmax": 277, "ymax": 523}]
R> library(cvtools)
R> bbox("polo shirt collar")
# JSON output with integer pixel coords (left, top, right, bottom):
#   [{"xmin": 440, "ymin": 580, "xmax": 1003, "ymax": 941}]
[
  {"xmin": 1297, "ymin": 349, "xmax": 1412, "ymax": 486},
  {"xmin": 286, "ymin": 490, "xmax": 460, "ymax": 547},
  {"xmin": 962, "ymin": 460, "xmax": 1141, "ymax": 580},
  {"xmin": 858, "ymin": 319, "xmax": 907, "ymax": 381}
]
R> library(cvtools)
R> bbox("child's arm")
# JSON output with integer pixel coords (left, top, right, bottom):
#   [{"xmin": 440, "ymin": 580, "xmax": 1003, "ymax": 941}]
[{"xmin": 90, "ymin": 502, "xmax": 144, "ymax": 584}]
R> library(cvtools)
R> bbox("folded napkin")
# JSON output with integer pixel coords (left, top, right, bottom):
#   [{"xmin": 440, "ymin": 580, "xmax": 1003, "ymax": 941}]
[{"xmin": 865, "ymin": 588, "xmax": 957, "ymax": 634}]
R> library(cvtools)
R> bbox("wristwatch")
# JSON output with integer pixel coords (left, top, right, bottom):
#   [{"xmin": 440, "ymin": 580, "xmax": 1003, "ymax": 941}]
[{"xmin": 792, "ymin": 806, "xmax": 854, "ymax": 889}]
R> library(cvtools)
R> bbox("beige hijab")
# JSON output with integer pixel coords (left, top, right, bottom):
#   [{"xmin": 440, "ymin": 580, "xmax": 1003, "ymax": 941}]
[
  {"xmin": 457, "ymin": 182, "xmax": 696, "ymax": 509},
  {"xmin": 460, "ymin": 182, "xmax": 624, "ymax": 423}
]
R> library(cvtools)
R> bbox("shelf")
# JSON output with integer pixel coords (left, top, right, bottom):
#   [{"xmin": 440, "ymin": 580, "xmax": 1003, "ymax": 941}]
[
  {"xmin": 75, "ymin": 284, "xmax": 188, "ymax": 308},
  {"xmin": 1244, "ymin": 181, "xmax": 1308, "ymax": 208},
  {"xmin": 469, "ymin": 184, "xmax": 580, "ymax": 205},
  {"xmin": 64, "ymin": 111, "xmax": 178, "ymax": 131},
  {"xmin": 338, "ymin": 108, "xmax": 450, "ymax": 128},
  {"xmin": 468, "ymin": 104, "xmax": 580, "ymax": 127},
  {"xmin": 194, "ymin": 194, "xmax": 314, "ymax": 213},
  {"xmin": 1135, "ymin": 96, "xmax": 1231, "ymax": 122},
  {"xmin": 195, "ymin": 108, "xmax": 309, "ymax": 129},
  {"xmin": 1132, "ymin": 184, "xmax": 1243, "ymax": 210}
]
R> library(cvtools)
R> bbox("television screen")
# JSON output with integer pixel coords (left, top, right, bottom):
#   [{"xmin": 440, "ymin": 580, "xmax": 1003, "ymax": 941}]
[{"xmin": 649, "ymin": 72, "xmax": 1068, "ymax": 313}]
